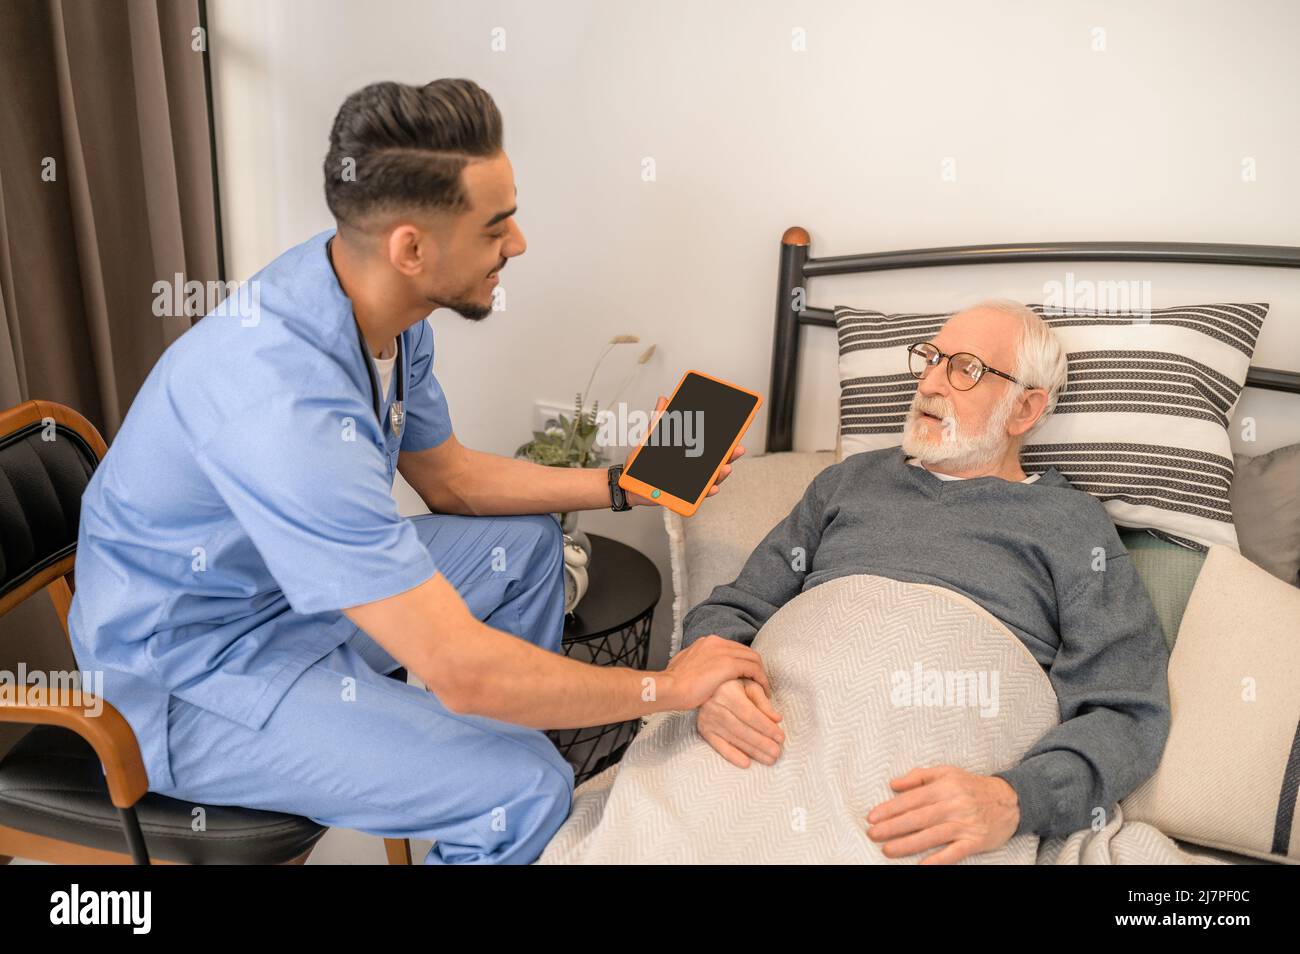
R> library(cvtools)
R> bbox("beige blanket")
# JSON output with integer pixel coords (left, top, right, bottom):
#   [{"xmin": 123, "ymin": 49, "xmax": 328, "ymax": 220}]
[{"xmin": 539, "ymin": 574, "xmax": 1215, "ymax": 864}]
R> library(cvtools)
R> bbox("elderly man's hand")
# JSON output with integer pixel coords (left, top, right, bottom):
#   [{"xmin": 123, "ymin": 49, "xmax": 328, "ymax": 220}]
[
  {"xmin": 625, "ymin": 396, "xmax": 746, "ymax": 507},
  {"xmin": 696, "ymin": 676, "xmax": 784, "ymax": 767},
  {"xmin": 865, "ymin": 765, "xmax": 1020, "ymax": 864}
]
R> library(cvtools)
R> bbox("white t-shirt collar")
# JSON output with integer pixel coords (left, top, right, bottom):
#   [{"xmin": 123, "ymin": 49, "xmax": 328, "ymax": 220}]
[
  {"xmin": 373, "ymin": 337, "xmax": 398, "ymax": 401},
  {"xmin": 906, "ymin": 457, "xmax": 1040, "ymax": 483}
]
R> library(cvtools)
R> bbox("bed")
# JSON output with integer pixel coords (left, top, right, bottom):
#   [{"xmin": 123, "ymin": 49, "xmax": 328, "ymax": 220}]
[{"xmin": 544, "ymin": 232, "xmax": 1300, "ymax": 865}]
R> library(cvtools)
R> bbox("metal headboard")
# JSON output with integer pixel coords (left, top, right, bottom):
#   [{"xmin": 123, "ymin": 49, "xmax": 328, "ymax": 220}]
[{"xmin": 768, "ymin": 229, "xmax": 1300, "ymax": 452}]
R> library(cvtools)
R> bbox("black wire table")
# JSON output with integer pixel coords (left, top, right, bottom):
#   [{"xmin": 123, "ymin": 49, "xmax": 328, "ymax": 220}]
[{"xmin": 546, "ymin": 533, "xmax": 660, "ymax": 786}]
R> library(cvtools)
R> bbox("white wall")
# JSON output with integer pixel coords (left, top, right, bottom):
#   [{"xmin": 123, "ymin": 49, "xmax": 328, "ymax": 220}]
[{"xmin": 207, "ymin": 0, "xmax": 1300, "ymax": 671}]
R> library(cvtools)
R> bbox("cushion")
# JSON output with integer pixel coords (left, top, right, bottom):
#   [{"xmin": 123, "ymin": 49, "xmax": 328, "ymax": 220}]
[
  {"xmin": 1119, "ymin": 528, "xmax": 1207, "ymax": 652},
  {"xmin": 1121, "ymin": 544, "xmax": 1300, "ymax": 863},
  {"xmin": 664, "ymin": 451, "xmax": 834, "ymax": 655},
  {"xmin": 1230, "ymin": 444, "xmax": 1300, "ymax": 587},
  {"xmin": 835, "ymin": 303, "xmax": 1270, "ymax": 551}
]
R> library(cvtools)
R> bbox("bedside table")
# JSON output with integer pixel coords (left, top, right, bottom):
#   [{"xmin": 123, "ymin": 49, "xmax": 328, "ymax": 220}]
[{"xmin": 546, "ymin": 533, "xmax": 661, "ymax": 785}]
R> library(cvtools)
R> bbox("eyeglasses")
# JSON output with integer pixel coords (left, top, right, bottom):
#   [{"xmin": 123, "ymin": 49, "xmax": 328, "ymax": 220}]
[{"xmin": 906, "ymin": 341, "xmax": 1022, "ymax": 391}]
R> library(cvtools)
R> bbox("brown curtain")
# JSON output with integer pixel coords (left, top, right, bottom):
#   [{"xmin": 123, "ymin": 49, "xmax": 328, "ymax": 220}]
[
  {"xmin": 0, "ymin": 0, "xmax": 221, "ymax": 441},
  {"xmin": 0, "ymin": 0, "xmax": 221, "ymax": 771}
]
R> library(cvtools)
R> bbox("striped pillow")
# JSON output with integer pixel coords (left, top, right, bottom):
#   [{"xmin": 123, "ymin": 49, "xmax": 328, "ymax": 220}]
[{"xmin": 836, "ymin": 303, "xmax": 1269, "ymax": 551}]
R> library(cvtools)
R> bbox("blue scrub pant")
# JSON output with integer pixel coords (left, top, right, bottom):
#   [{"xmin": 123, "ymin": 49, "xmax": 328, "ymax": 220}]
[{"xmin": 153, "ymin": 512, "xmax": 575, "ymax": 864}]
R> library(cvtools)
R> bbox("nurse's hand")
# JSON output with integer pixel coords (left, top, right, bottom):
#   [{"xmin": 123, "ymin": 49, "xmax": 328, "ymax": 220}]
[
  {"xmin": 661, "ymin": 635, "xmax": 771, "ymax": 711},
  {"xmin": 624, "ymin": 396, "xmax": 746, "ymax": 507}
]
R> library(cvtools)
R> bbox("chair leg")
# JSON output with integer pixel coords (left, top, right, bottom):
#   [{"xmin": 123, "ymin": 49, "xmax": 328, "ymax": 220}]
[
  {"xmin": 384, "ymin": 837, "xmax": 413, "ymax": 865},
  {"xmin": 118, "ymin": 805, "xmax": 151, "ymax": 865}
]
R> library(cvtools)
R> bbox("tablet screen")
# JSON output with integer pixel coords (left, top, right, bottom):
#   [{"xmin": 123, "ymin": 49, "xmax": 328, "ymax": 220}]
[{"xmin": 624, "ymin": 373, "xmax": 758, "ymax": 503}]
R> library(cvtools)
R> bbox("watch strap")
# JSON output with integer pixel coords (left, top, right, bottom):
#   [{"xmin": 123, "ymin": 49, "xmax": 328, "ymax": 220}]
[{"xmin": 607, "ymin": 464, "xmax": 632, "ymax": 511}]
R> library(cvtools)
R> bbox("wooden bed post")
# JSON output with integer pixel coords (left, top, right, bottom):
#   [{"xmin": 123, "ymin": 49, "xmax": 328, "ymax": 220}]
[{"xmin": 768, "ymin": 226, "xmax": 810, "ymax": 454}]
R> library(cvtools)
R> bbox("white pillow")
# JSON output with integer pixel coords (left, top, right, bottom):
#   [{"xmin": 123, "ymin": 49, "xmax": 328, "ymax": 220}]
[
  {"xmin": 1121, "ymin": 544, "xmax": 1300, "ymax": 862},
  {"xmin": 836, "ymin": 303, "xmax": 1269, "ymax": 550}
]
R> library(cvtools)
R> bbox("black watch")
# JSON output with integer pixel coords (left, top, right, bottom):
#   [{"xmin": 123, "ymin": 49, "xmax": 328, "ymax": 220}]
[{"xmin": 607, "ymin": 464, "xmax": 633, "ymax": 511}]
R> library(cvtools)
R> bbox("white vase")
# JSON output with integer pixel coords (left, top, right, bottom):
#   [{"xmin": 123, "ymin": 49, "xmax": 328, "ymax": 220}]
[{"xmin": 554, "ymin": 511, "xmax": 592, "ymax": 614}]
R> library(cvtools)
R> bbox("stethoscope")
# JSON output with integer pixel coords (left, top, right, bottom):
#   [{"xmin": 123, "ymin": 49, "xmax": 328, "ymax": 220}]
[
  {"xmin": 329, "ymin": 235, "xmax": 406, "ymax": 437},
  {"xmin": 353, "ymin": 319, "xmax": 406, "ymax": 439}
]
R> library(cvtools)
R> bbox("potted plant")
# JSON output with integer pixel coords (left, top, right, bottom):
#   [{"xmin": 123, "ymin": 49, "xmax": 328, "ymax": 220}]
[{"xmin": 515, "ymin": 335, "xmax": 655, "ymax": 611}]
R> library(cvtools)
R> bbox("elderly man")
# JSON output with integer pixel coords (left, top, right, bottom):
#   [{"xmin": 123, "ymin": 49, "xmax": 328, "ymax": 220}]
[{"xmin": 679, "ymin": 299, "xmax": 1172, "ymax": 864}]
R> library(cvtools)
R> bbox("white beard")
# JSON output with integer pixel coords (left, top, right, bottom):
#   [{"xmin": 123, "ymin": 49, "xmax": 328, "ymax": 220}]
[{"xmin": 900, "ymin": 387, "xmax": 1019, "ymax": 472}]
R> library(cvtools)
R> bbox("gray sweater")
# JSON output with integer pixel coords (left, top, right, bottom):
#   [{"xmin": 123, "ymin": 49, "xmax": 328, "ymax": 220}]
[{"xmin": 681, "ymin": 446, "xmax": 1172, "ymax": 838}]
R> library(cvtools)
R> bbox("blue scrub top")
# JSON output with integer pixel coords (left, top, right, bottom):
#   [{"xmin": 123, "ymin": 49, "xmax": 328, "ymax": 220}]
[{"xmin": 67, "ymin": 228, "xmax": 453, "ymax": 791}]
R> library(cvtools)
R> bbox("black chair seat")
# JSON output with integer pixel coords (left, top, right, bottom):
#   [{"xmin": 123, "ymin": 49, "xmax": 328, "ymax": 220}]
[{"xmin": 0, "ymin": 725, "xmax": 326, "ymax": 864}]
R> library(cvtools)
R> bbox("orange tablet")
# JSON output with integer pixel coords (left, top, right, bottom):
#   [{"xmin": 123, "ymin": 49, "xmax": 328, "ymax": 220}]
[{"xmin": 618, "ymin": 370, "xmax": 762, "ymax": 517}]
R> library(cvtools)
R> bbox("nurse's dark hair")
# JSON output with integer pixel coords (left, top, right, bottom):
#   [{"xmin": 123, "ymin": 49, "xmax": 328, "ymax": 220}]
[{"xmin": 324, "ymin": 79, "xmax": 503, "ymax": 229}]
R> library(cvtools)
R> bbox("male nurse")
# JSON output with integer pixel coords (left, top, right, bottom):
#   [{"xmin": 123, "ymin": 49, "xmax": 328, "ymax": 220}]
[{"xmin": 68, "ymin": 78, "xmax": 765, "ymax": 864}]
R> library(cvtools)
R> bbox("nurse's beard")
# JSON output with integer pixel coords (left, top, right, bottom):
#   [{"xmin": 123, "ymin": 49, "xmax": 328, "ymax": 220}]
[
  {"xmin": 429, "ymin": 262, "xmax": 505, "ymax": 321},
  {"xmin": 442, "ymin": 297, "xmax": 491, "ymax": 321},
  {"xmin": 427, "ymin": 290, "xmax": 492, "ymax": 321}
]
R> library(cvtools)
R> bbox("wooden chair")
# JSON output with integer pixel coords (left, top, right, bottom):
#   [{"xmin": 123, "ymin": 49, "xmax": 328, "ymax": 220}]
[{"xmin": 0, "ymin": 400, "xmax": 413, "ymax": 865}]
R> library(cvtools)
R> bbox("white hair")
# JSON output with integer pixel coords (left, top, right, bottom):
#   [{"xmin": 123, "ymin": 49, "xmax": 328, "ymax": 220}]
[
  {"xmin": 964, "ymin": 298, "xmax": 1068, "ymax": 436},
  {"xmin": 901, "ymin": 299, "xmax": 1069, "ymax": 470}
]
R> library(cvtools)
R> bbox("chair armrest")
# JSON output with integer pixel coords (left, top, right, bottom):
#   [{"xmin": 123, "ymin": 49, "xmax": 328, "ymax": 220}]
[{"xmin": 0, "ymin": 686, "xmax": 149, "ymax": 808}]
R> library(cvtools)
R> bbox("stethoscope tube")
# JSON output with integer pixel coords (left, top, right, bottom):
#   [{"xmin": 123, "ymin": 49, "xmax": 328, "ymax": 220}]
[
  {"xmin": 353, "ymin": 317, "xmax": 406, "ymax": 437},
  {"xmin": 329, "ymin": 234, "xmax": 406, "ymax": 438}
]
